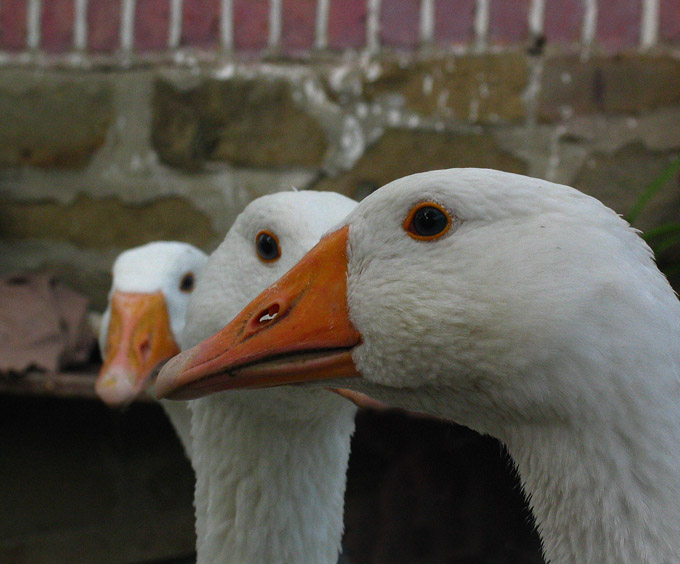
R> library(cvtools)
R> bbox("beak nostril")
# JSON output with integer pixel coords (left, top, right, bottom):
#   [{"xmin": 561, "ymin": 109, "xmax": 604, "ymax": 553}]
[
  {"xmin": 139, "ymin": 339, "xmax": 151, "ymax": 363},
  {"xmin": 258, "ymin": 303, "xmax": 280, "ymax": 325}
]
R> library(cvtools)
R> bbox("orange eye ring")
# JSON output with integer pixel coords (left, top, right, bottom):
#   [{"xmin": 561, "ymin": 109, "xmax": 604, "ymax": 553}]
[
  {"xmin": 255, "ymin": 230, "xmax": 281, "ymax": 262},
  {"xmin": 403, "ymin": 202, "xmax": 453, "ymax": 241}
]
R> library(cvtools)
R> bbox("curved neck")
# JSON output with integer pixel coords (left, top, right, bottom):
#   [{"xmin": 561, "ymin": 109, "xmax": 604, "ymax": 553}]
[
  {"xmin": 503, "ymin": 413, "xmax": 680, "ymax": 564},
  {"xmin": 190, "ymin": 392, "xmax": 356, "ymax": 564},
  {"xmin": 160, "ymin": 399, "xmax": 194, "ymax": 461}
]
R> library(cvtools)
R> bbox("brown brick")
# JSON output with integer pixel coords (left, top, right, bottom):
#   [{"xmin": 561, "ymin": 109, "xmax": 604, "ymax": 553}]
[
  {"xmin": 362, "ymin": 55, "xmax": 529, "ymax": 123},
  {"xmin": 0, "ymin": 195, "xmax": 217, "ymax": 250},
  {"xmin": 314, "ymin": 129, "xmax": 527, "ymax": 200},
  {"xmin": 0, "ymin": 75, "xmax": 113, "ymax": 169},
  {"xmin": 540, "ymin": 55, "xmax": 680, "ymax": 120},
  {"xmin": 151, "ymin": 77, "xmax": 328, "ymax": 170}
]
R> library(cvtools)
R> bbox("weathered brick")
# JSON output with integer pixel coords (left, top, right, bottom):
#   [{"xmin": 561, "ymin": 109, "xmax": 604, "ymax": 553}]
[
  {"xmin": 660, "ymin": 0, "xmax": 680, "ymax": 44},
  {"xmin": 544, "ymin": 0, "xmax": 583, "ymax": 45},
  {"xmin": 0, "ymin": 195, "xmax": 217, "ymax": 251},
  {"xmin": 380, "ymin": 0, "xmax": 420, "ymax": 48},
  {"xmin": 182, "ymin": 0, "xmax": 221, "ymax": 47},
  {"xmin": 328, "ymin": 0, "xmax": 366, "ymax": 49},
  {"xmin": 434, "ymin": 0, "xmax": 476, "ymax": 45},
  {"xmin": 314, "ymin": 129, "xmax": 527, "ymax": 200},
  {"xmin": 362, "ymin": 54, "xmax": 529, "ymax": 123},
  {"xmin": 540, "ymin": 55, "xmax": 680, "ymax": 120},
  {"xmin": 135, "ymin": 0, "xmax": 170, "ymax": 51},
  {"xmin": 151, "ymin": 77, "xmax": 328, "ymax": 169},
  {"xmin": 42, "ymin": 0, "xmax": 75, "ymax": 53},
  {"xmin": 88, "ymin": 0, "xmax": 121, "ymax": 52},
  {"xmin": 233, "ymin": 0, "xmax": 269, "ymax": 51},
  {"xmin": 281, "ymin": 0, "xmax": 316, "ymax": 52},
  {"xmin": 488, "ymin": 0, "xmax": 530, "ymax": 44},
  {"xmin": 596, "ymin": 0, "xmax": 641, "ymax": 51},
  {"xmin": 0, "ymin": 74, "xmax": 113, "ymax": 168},
  {"xmin": 0, "ymin": 0, "xmax": 27, "ymax": 51}
]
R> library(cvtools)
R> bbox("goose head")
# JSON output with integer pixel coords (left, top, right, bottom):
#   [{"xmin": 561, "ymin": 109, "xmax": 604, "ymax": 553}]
[
  {"xmin": 156, "ymin": 169, "xmax": 678, "ymax": 433},
  {"xmin": 96, "ymin": 241, "xmax": 207, "ymax": 407},
  {"xmin": 178, "ymin": 189, "xmax": 359, "ymax": 419}
]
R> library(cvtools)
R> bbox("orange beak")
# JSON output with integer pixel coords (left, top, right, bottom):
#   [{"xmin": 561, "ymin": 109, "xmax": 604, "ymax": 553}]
[
  {"xmin": 96, "ymin": 291, "xmax": 180, "ymax": 407},
  {"xmin": 155, "ymin": 226, "xmax": 362, "ymax": 400}
]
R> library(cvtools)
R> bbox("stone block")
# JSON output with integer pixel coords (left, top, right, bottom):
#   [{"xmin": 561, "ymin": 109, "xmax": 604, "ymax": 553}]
[
  {"xmin": 488, "ymin": 0, "xmax": 530, "ymax": 44},
  {"xmin": 41, "ymin": 0, "xmax": 75, "ymax": 53},
  {"xmin": 135, "ymin": 0, "xmax": 171, "ymax": 51},
  {"xmin": 0, "ymin": 0, "xmax": 27, "ymax": 51},
  {"xmin": 87, "ymin": 0, "xmax": 122, "ymax": 52},
  {"xmin": 362, "ymin": 54, "xmax": 529, "ymax": 123},
  {"xmin": 434, "ymin": 0, "xmax": 476, "ymax": 46},
  {"xmin": 328, "ymin": 0, "xmax": 367, "ymax": 49},
  {"xmin": 233, "ymin": 0, "xmax": 269, "ymax": 51},
  {"xmin": 0, "ymin": 195, "xmax": 217, "ymax": 250},
  {"xmin": 281, "ymin": 0, "xmax": 317, "ymax": 52},
  {"xmin": 0, "ymin": 74, "xmax": 113, "ymax": 168},
  {"xmin": 660, "ymin": 0, "xmax": 680, "ymax": 44},
  {"xmin": 540, "ymin": 55, "xmax": 680, "ymax": 120},
  {"xmin": 380, "ymin": 0, "xmax": 421, "ymax": 48},
  {"xmin": 314, "ymin": 129, "xmax": 527, "ymax": 200},
  {"xmin": 151, "ymin": 77, "xmax": 328, "ymax": 169},
  {"xmin": 596, "ymin": 0, "xmax": 641, "ymax": 51},
  {"xmin": 182, "ymin": 0, "xmax": 221, "ymax": 48},
  {"xmin": 544, "ymin": 0, "xmax": 583, "ymax": 45}
]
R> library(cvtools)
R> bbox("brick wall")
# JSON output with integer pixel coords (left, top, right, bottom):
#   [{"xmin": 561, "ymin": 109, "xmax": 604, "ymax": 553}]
[
  {"xmin": 1, "ymin": 1, "xmax": 679, "ymax": 309},
  {"xmin": 1, "ymin": 0, "xmax": 679, "ymax": 57}
]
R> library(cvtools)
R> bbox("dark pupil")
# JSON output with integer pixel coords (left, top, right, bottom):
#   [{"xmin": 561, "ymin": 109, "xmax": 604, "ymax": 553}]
[
  {"xmin": 413, "ymin": 207, "xmax": 448, "ymax": 236},
  {"xmin": 257, "ymin": 233, "xmax": 279, "ymax": 260},
  {"xmin": 180, "ymin": 273, "xmax": 194, "ymax": 292}
]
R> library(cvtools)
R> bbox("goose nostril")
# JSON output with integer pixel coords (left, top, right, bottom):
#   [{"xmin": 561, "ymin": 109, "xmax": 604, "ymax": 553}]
[
  {"xmin": 139, "ymin": 338, "xmax": 151, "ymax": 363},
  {"xmin": 257, "ymin": 303, "xmax": 280, "ymax": 325}
]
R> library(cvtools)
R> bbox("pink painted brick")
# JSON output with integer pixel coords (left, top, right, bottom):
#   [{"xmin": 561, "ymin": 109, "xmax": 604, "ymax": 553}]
[
  {"xmin": 380, "ymin": 0, "xmax": 420, "ymax": 47},
  {"xmin": 596, "ymin": 0, "xmax": 641, "ymax": 51},
  {"xmin": 488, "ymin": 0, "xmax": 530, "ymax": 44},
  {"xmin": 42, "ymin": 0, "xmax": 75, "ymax": 52},
  {"xmin": 233, "ymin": 0, "xmax": 269, "ymax": 51},
  {"xmin": 0, "ymin": 0, "xmax": 27, "ymax": 51},
  {"xmin": 135, "ymin": 0, "xmax": 171, "ymax": 51},
  {"xmin": 544, "ymin": 0, "xmax": 583, "ymax": 44},
  {"xmin": 327, "ymin": 0, "xmax": 366, "ymax": 49},
  {"xmin": 659, "ymin": 0, "xmax": 680, "ymax": 44},
  {"xmin": 434, "ymin": 0, "xmax": 476, "ymax": 45},
  {"xmin": 88, "ymin": 0, "xmax": 121, "ymax": 52},
  {"xmin": 182, "ymin": 0, "xmax": 221, "ymax": 47},
  {"xmin": 281, "ymin": 0, "xmax": 316, "ymax": 52}
]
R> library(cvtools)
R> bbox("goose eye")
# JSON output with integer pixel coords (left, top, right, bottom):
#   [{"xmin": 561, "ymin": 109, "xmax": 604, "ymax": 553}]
[
  {"xmin": 256, "ymin": 230, "xmax": 281, "ymax": 262},
  {"xmin": 404, "ymin": 202, "xmax": 452, "ymax": 240},
  {"xmin": 179, "ymin": 272, "xmax": 195, "ymax": 293}
]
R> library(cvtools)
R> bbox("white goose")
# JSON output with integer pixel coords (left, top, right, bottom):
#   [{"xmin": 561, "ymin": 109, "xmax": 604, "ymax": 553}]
[
  {"xmin": 97, "ymin": 241, "xmax": 207, "ymax": 458},
  {"xmin": 179, "ymin": 190, "xmax": 358, "ymax": 564},
  {"xmin": 158, "ymin": 168, "xmax": 680, "ymax": 564}
]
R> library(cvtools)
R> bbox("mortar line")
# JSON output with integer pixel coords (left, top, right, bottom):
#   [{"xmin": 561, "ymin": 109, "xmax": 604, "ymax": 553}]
[
  {"xmin": 582, "ymin": 0, "xmax": 597, "ymax": 52},
  {"xmin": 168, "ymin": 0, "xmax": 183, "ymax": 49},
  {"xmin": 73, "ymin": 0, "xmax": 88, "ymax": 50},
  {"xmin": 474, "ymin": 0, "xmax": 489, "ymax": 50},
  {"xmin": 315, "ymin": 0, "xmax": 330, "ymax": 49},
  {"xmin": 529, "ymin": 0, "xmax": 545, "ymax": 36},
  {"xmin": 220, "ymin": 0, "xmax": 233, "ymax": 50},
  {"xmin": 268, "ymin": 0, "xmax": 282, "ymax": 49},
  {"xmin": 420, "ymin": 0, "xmax": 435, "ymax": 44},
  {"xmin": 640, "ymin": 0, "xmax": 659, "ymax": 49},
  {"xmin": 27, "ymin": 0, "xmax": 41, "ymax": 50},
  {"xmin": 120, "ymin": 0, "xmax": 136, "ymax": 52},
  {"xmin": 366, "ymin": 0, "xmax": 381, "ymax": 53}
]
